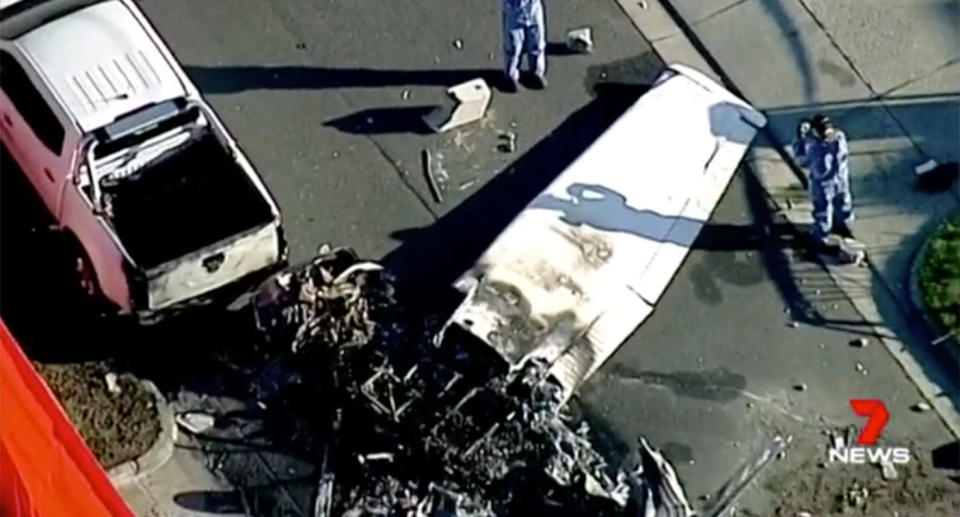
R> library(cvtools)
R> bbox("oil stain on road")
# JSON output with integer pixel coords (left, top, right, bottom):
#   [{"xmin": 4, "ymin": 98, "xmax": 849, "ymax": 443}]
[
  {"xmin": 690, "ymin": 250, "xmax": 767, "ymax": 305},
  {"xmin": 609, "ymin": 364, "xmax": 748, "ymax": 404}
]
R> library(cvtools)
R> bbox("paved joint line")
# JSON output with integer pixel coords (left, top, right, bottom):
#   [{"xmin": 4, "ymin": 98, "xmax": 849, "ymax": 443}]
[
  {"xmin": 878, "ymin": 57, "xmax": 960, "ymax": 99},
  {"xmin": 650, "ymin": 32, "xmax": 683, "ymax": 43},
  {"xmin": 793, "ymin": 0, "xmax": 929, "ymax": 159},
  {"xmin": 794, "ymin": 0, "xmax": 875, "ymax": 93},
  {"xmin": 690, "ymin": 0, "xmax": 751, "ymax": 27},
  {"xmin": 366, "ymin": 135, "xmax": 440, "ymax": 220},
  {"xmin": 262, "ymin": 1, "xmax": 439, "ymax": 223},
  {"xmin": 658, "ymin": 0, "xmax": 809, "ymax": 187}
]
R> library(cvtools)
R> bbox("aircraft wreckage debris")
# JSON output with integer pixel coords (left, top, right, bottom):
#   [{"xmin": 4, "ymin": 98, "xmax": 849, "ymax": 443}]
[{"xmin": 246, "ymin": 246, "xmax": 694, "ymax": 516}]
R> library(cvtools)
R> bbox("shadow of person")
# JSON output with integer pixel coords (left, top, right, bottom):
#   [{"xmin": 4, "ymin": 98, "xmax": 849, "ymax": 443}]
[
  {"xmin": 530, "ymin": 183, "xmax": 702, "ymax": 244},
  {"xmin": 381, "ymin": 82, "xmax": 651, "ymax": 289},
  {"xmin": 709, "ymin": 101, "xmax": 765, "ymax": 146}
]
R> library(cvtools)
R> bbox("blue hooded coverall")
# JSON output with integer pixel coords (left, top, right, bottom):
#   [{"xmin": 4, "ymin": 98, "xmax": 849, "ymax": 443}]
[
  {"xmin": 503, "ymin": 0, "xmax": 546, "ymax": 82},
  {"xmin": 792, "ymin": 131, "xmax": 854, "ymax": 244}
]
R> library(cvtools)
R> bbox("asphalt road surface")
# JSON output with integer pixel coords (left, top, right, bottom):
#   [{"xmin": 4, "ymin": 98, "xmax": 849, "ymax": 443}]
[{"xmin": 1, "ymin": 0, "xmax": 956, "ymax": 514}]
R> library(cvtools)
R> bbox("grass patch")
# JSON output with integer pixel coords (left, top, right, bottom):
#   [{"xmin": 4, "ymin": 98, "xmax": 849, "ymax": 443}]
[{"xmin": 920, "ymin": 218, "xmax": 960, "ymax": 338}]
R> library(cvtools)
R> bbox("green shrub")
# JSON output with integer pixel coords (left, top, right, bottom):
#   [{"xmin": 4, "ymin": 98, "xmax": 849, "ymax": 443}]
[{"xmin": 920, "ymin": 218, "xmax": 960, "ymax": 337}]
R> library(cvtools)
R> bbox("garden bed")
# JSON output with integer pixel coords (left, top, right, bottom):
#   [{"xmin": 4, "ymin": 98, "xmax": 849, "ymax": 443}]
[
  {"xmin": 34, "ymin": 361, "xmax": 160, "ymax": 469},
  {"xmin": 919, "ymin": 217, "xmax": 959, "ymax": 344}
]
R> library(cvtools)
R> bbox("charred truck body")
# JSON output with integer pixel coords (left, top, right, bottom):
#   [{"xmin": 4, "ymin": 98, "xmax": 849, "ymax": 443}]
[{"xmin": 0, "ymin": 0, "xmax": 286, "ymax": 320}]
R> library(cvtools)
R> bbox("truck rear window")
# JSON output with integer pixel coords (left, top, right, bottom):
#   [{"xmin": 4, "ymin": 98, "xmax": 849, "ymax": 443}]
[{"xmin": 94, "ymin": 101, "xmax": 197, "ymax": 159}]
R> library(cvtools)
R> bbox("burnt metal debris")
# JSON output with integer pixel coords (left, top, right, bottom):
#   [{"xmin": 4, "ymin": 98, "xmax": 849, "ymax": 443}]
[{"xmin": 249, "ymin": 246, "xmax": 693, "ymax": 516}]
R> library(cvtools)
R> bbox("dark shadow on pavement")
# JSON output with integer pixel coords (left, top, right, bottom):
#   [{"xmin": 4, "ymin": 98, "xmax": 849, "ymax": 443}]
[
  {"xmin": 184, "ymin": 65, "xmax": 506, "ymax": 94},
  {"xmin": 174, "ymin": 473, "xmax": 316, "ymax": 515},
  {"xmin": 759, "ymin": 93, "xmax": 960, "ymax": 144},
  {"xmin": 324, "ymin": 106, "xmax": 436, "ymax": 135},
  {"xmin": 756, "ymin": 0, "xmax": 817, "ymax": 101},
  {"xmin": 546, "ymin": 42, "xmax": 580, "ymax": 56},
  {"xmin": 174, "ymin": 490, "xmax": 244, "ymax": 514},
  {"xmin": 739, "ymin": 164, "xmax": 887, "ymax": 333},
  {"xmin": 931, "ymin": 440, "xmax": 960, "ymax": 471},
  {"xmin": 382, "ymin": 82, "xmax": 650, "ymax": 289}
]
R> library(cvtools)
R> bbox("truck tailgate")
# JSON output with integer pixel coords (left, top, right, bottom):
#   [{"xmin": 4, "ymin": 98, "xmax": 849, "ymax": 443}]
[{"xmin": 144, "ymin": 222, "xmax": 280, "ymax": 310}]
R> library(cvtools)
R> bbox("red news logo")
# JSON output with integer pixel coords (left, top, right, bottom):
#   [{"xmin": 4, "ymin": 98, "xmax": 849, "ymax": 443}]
[
  {"xmin": 829, "ymin": 399, "xmax": 911, "ymax": 464},
  {"xmin": 850, "ymin": 399, "xmax": 889, "ymax": 445}
]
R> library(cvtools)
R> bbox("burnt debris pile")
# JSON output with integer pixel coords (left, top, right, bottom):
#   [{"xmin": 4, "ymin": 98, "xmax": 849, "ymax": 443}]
[{"xmin": 249, "ymin": 246, "xmax": 692, "ymax": 516}]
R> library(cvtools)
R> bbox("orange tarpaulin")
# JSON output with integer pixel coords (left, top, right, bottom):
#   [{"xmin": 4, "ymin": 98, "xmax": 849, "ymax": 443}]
[{"xmin": 0, "ymin": 319, "xmax": 134, "ymax": 517}]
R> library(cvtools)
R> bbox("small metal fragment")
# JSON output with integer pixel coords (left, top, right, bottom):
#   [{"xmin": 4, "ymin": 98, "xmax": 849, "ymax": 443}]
[
  {"xmin": 423, "ymin": 149, "xmax": 444, "ymax": 203},
  {"xmin": 497, "ymin": 131, "xmax": 517, "ymax": 153},
  {"xmin": 176, "ymin": 411, "xmax": 216, "ymax": 434}
]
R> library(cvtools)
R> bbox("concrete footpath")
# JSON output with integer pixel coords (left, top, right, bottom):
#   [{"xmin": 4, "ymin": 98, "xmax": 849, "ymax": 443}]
[{"xmin": 622, "ymin": 0, "xmax": 960, "ymax": 436}]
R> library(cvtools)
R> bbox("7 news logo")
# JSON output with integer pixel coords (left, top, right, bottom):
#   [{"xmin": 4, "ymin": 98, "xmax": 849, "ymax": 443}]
[{"xmin": 828, "ymin": 399, "xmax": 911, "ymax": 464}]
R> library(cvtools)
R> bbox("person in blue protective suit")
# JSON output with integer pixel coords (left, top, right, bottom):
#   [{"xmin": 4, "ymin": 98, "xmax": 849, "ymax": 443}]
[
  {"xmin": 502, "ymin": 0, "xmax": 547, "ymax": 92},
  {"xmin": 792, "ymin": 114, "xmax": 855, "ymax": 247}
]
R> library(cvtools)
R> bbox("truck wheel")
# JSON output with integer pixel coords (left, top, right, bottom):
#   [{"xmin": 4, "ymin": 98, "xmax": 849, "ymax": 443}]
[{"xmin": 65, "ymin": 237, "xmax": 113, "ymax": 316}]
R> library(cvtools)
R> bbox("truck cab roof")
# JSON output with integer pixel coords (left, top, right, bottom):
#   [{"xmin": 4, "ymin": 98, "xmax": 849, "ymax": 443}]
[{"xmin": 3, "ymin": 0, "xmax": 187, "ymax": 133}]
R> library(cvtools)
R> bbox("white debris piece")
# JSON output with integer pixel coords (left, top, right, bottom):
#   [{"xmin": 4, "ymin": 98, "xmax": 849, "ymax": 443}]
[
  {"xmin": 837, "ymin": 238, "xmax": 866, "ymax": 265},
  {"xmin": 851, "ymin": 337, "xmax": 869, "ymax": 347},
  {"xmin": 832, "ymin": 434, "xmax": 845, "ymax": 450},
  {"xmin": 104, "ymin": 372, "xmax": 122, "ymax": 394},
  {"xmin": 880, "ymin": 460, "xmax": 898, "ymax": 480},
  {"xmin": 915, "ymin": 158, "xmax": 938, "ymax": 176},
  {"xmin": 423, "ymin": 78, "xmax": 491, "ymax": 133},
  {"xmin": 793, "ymin": 383, "xmax": 807, "ymax": 392},
  {"xmin": 566, "ymin": 27, "xmax": 593, "ymax": 53},
  {"xmin": 912, "ymin": 402, "xmax": 932, "ymax": 412},
  {"xmin": 176, "ymin": 411, "xmax": 216, "ymax": 434},
  {"xmin": 453, "ymin": 38, "xmax": 464, "ymax": 49}
]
